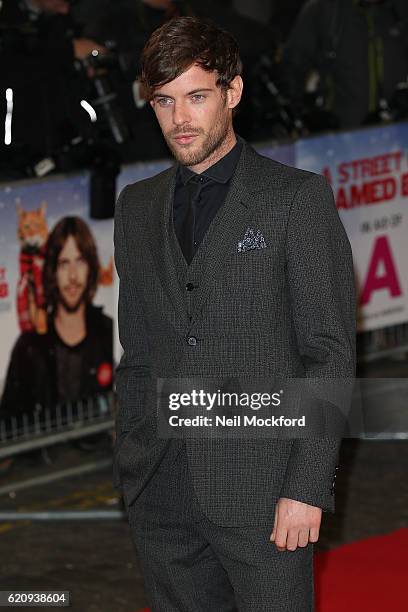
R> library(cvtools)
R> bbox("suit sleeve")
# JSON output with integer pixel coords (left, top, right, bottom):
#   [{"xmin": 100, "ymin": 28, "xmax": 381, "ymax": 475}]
[
  {"xmin": 113, "ymin": 185, "xmax": 151, "ymax": 490},
  {"xmin": 280, "ymin": 173, "xmax": 356, "ymax": 512}
]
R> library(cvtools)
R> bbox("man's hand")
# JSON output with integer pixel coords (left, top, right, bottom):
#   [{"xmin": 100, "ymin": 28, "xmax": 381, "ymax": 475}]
[{"xmin": 270, "ymin": 497, "xmax": 322, "ymax": 551}]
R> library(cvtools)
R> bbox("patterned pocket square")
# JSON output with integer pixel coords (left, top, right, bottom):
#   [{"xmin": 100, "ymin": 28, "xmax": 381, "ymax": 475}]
[{"xmin": 237, "ymin": 227, "xmax": 267, "ymax": 252}]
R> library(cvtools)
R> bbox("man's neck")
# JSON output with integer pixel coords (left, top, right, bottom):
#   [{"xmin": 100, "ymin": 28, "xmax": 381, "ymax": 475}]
[
  {"xmin": 54, "ymin": 302, "xmax": 87, "ymax": 346},
  {"xmin": 187, "ymin": 129, "xmax": 237, "ymax": 175}
]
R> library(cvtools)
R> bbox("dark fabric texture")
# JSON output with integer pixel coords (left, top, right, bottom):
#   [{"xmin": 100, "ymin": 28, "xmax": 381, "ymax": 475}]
[
  {"xmin": 113, "ymin": 135, "xmax": 356, "ymax": 526},
  {"xmin": 127, "ymin": 440, "xmax": 314, "ymax": 612}
]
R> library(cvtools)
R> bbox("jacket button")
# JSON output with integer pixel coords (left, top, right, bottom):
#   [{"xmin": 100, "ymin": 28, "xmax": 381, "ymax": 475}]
[
  {"xmin": 187, "ymin": 336, "xmax": 197, "ymax": 346},
  {"xmin": 186, "ymin": 282, "xmax": 195, "ymax": 291}
]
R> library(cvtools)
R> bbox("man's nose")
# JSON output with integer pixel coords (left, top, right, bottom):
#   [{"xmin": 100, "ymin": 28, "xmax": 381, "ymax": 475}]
[
  {"xmin": 172, "ymin": 101, "xmax": 191, "ymax": 126},
  {"xmin": 68, "ymin": 263, "xmax": 78, "ymax": 280}
]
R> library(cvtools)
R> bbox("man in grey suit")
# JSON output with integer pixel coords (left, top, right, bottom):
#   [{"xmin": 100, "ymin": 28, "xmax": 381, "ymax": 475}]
[{"xmin": 113, "ymin": 16, "xmax": 356, "ymax": 612}]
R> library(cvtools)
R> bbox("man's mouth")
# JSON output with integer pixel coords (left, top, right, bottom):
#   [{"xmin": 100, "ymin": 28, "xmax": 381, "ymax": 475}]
[
  {"xmin": 65, "ymin": 286, "xmax": 81, "ymax": 297},
  {"xmin": 173, "ymin": 134, "xmax": 198, "ymax": 145}
]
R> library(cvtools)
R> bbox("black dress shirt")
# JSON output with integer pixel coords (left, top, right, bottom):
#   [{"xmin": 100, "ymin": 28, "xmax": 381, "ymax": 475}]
[{"xmin": 173, "ymin": 138, "xmax": 243, "ymax": 263}]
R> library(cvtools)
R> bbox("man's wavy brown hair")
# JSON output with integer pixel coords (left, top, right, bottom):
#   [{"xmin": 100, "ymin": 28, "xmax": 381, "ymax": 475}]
[
  {"xmin": 43, "ymin": 216, "xmax": 100, "ymax": 311},
  {"xmin": 140, "ymin": 16, "xmax": 243, "ymax": 102}
]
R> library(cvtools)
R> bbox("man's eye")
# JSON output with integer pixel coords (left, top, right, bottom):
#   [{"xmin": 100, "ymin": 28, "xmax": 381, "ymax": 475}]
[
  {"xmin": 157, "ymin": 98, "xmax": 172, "ymax": 106},
  {"xmin": 191, "ymin": 94, "xmax": 205, "ymax": 102}
]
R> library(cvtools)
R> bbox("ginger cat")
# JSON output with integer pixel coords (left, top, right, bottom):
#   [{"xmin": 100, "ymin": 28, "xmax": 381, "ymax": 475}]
[{"xmin": 16, "ymin": 200, "xmax": 48, "ymax": 334}]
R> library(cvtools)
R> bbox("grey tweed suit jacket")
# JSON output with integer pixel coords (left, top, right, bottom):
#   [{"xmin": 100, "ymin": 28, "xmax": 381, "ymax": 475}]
[{"xmin": 113, "ymin": 136, "xmax": 356, "ymax": 527}]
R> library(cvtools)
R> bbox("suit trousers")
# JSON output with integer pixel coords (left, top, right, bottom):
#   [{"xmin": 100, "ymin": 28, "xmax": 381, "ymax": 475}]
[{"xmin": 126, "ymin": 440, "xmax": 315, "ymax": 612}]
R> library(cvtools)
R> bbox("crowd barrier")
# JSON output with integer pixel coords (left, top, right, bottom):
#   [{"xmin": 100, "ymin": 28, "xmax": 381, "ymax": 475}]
[{"xmin": 0, "ymin": 392, "xmax": 114, "ymax": 498}]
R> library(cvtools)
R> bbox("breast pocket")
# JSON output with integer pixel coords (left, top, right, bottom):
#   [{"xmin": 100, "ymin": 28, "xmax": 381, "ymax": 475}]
[
  {"xmin": 228, "ymin": 241, "xmax": 284, "ymax": 275},
  {"xmin": 232, "ymin": 246, "xmax": 277, "ymax": 261}
]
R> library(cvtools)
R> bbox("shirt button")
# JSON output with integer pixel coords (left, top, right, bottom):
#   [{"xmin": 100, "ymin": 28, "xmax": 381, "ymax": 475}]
[
  {"xmin": 199, "ymin": 176, "xmax": 204, "ymax": 183},
  {"xmin": 187, "ymin": 336, "xmax": 197, "ymax": 346},
  {"xmin": 186, "ymin": 282, "xmax": 195, "ymax": 291}
]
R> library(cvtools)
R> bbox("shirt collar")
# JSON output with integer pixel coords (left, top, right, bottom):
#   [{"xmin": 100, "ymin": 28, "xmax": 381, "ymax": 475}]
[{"xmin": 178, "ymin": 137, "xmax": 243, "ymax": 186}]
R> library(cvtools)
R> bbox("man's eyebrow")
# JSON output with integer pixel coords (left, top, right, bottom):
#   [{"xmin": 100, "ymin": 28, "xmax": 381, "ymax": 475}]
[
  {"xmin": 185, "ymin": 88, "xmax": 213, "ymax": 95},
  {"xmin": 152, "ymin": 88, "xmax": 214, "ymax": 99}
]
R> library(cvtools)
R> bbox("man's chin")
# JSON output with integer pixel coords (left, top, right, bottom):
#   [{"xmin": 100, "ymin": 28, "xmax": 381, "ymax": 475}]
[
  {"xmin": 59, "ymin": 296, "xmax": 85, "ymax": 314},
  {"xmin": 169, "ymin": 142, "xmax": 206, "ymax": 167}
]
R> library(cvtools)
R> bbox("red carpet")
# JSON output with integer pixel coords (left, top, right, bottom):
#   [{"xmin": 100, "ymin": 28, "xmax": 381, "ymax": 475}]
[
  {"xmin": 314, "ymin": 528, "xmax": 408, "ymax": 611},
  {"xmin": 136, "ymin": 528, "xmax": 408, "ymax": 612}
]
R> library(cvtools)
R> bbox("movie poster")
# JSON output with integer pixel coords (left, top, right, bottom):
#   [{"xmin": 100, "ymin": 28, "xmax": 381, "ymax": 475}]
[
  {"xmin": 296, "ymin": 124, "xmax": 408, "ymax": 332},
  {"xmin": 0, "ymin": 172, "xmax": 114, "ymax": 420},
  {"xmin": 2, "ymin": 121, "xmax": 406, "ymax": 423}
]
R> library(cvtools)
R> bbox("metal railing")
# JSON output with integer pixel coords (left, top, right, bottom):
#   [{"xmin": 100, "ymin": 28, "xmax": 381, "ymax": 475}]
[
  {"xmin": 357, "ymin": 323, "xmax": 408, "ymax": 362},
  {"xmin": 0, "ymin": 393, "xmax": 114, "ymax": 460},
  {"xmin": 0, "ymin": 392, "xmax": 118, "ymax": 508}
]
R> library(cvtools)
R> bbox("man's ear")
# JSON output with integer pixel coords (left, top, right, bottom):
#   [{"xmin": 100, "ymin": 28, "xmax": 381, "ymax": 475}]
[{"xmin": 227, "ymin": 76, "xmax": 243, "ymax": 110}]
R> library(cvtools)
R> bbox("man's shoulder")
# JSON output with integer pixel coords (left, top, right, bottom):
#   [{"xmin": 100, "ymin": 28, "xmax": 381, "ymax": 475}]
[
  {"xmin": 10, "ymin": 329, "xmax": 50, "ymax": 360},
  {"xmin": 247, "ymin": 145, "xmax": 324, "ymax": 198},
  {"xmin": 254, "ymin": 150, "xmax": 314, "ymax": 181},
  {"xmin": 119, "ymin": 165, "xmax": 175, "ymax": 201}
]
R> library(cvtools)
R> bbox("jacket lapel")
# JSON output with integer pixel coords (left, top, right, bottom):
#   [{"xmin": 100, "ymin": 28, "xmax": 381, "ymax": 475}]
[{"xmin": 146, "ymin": 165, "xmax": 191, "ymax": 333}]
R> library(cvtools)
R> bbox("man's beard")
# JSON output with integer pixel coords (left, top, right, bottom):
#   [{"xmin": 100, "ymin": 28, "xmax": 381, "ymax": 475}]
[
  {"xmin": 164, "ymin": 105, "xmax": 230, "ymax": 168},
  {"xmin": 58, "ymin": 287, "xmax": 87, "ymax": 314}
]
